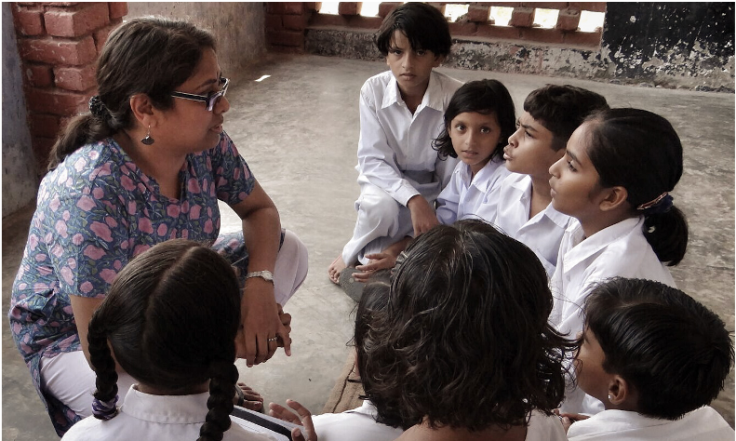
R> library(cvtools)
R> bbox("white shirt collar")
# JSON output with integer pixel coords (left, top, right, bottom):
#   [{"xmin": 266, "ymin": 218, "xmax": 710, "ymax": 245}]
[
  {"xmin": 507, "ymin": 174, "xmax": 570, "ymax": 229},
  {"xmin": 382, "ymin": 71, "xmax": 445, "ymax": 112},
  {"xmin": 564, "ymin": 216, "xmax": 644, "ymax": 270},
  {"xmin": 121, "ymin": 385, "xmax": 209, "ymax": 424},
  {"xmin": 456, "ymin": 159, "xmax": 504, "ymax": 192}
]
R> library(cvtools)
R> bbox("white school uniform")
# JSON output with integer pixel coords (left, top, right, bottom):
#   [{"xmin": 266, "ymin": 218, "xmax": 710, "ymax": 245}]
[
  {"xmin": 312, "ymin": 400, "xmax": 404, "ymax": 441},
  {"xmin": 62, "ymin": 386, "xmax": 278, "ymax": 441},
  {"xmin": 567, "ymin": 406, "xmax": 734, "ymax": 441},
  {"xmin": 341, "ymin": 70, "xmax": 463, "ymax": 266},
  {"xmin": 492, "ymin": 173, "xmax": 572, "ymax": 277},
  {"xmin": 549, "ymin": 216, "xmax": 675, "ymax": 415},
  {"xmin": 525, "ymin": 410, "xmax": 569, "ymax": 441},
  {"xmin": 435, "ymin": 158, "xmax": 510, "ymax": 225}
]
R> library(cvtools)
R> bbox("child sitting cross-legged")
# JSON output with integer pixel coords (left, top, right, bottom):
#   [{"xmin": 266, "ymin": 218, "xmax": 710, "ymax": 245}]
[{"xmin": 563, "ymin": 277, "xmax": 734, "ymax": 441}]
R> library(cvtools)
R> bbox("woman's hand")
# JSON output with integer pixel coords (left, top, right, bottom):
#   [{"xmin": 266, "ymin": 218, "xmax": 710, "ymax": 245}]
[
  {"xmin": 269, "ymin": 400, "xmax": 317, "ymax": 441},
  {"xmin": 407, "ymin": 195, "xmax": 439, "ymax": 237},
  {"xmin": 240, "ymin": 278, "xmax": 291, "ymax": 367}
]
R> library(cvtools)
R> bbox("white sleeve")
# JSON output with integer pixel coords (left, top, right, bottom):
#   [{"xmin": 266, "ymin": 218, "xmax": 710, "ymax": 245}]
[
  {"xmin": 357, "ymin": 89, "xmax": 420, "ymax": 206},
  {"xmin": 435, "ymin": 168, "xmax": 459, "ymax": 225}
]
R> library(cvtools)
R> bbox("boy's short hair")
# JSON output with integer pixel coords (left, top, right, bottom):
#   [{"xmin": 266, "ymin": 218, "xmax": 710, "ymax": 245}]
[
  {"xmin": 523, "ymin": 85, "xmax": 609, "ymax": 151},
  {"xmin": 584, "ymin": 277, "xmax": 734, "ymax": 420},
  {"xmin": 375, "ymin": 2, "xmax": 452, "ymax": 57}
]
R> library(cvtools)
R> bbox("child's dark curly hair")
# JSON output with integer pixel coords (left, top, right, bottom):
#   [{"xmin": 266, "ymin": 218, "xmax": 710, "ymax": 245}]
[
  {"xmin": 434, "ymin": 79, "xmax": 516, "ymax": 162},
  {"xmin": 359, "ymin": 220, "xmax": 576, "ymax": 431},
  {"xmin": 88, "ymin": 239, "xmax": 242, "ymax": 441}
]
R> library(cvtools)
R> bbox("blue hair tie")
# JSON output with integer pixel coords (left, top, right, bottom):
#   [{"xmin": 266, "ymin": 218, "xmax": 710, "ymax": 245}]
[
  {"xmin": 637, "ymin": 193, "xmax": 673, "ymax": 215},
  {"xmin": 92, "ymin": 394, "xmax": 119, "ymax": 420}
]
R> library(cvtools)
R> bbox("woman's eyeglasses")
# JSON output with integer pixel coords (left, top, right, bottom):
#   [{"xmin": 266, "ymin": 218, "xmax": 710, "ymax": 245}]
[{"xmin": 171, "ymin": 77, "xmax": 229, "ymax": 111}]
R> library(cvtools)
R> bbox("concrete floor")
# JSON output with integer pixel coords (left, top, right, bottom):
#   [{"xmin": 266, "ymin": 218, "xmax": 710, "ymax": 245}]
[{"xmin": 3, "ymin": 54, "xmax": 734, "ymax": 439}]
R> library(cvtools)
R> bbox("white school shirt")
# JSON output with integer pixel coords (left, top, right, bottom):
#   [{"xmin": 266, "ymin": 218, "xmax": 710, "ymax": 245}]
[
  {"xmin": 567, "ymin": 406, "xmax": 734, "ymax": 441},
  {"xmin": 525, "ymin": 410, "xmax": 569, "ymax": 441},
  {"xmin": 312, "ymin": 400, "xmax": 404, "ymax": 441},
  {"xmin": 492, "ymin": 173, "xmax": 572, "ymax": 277},
  {"xmin": 435, "ymin": 158, "xmax": 510, "ymax": 225},
  {"xmin": 62, "ymin": 386, "xmax": 278, "ymax": 441},
  {"xmin": 356, "ymin": 70, "xmax": 463, "ymax": 206},
  {"xmin": 549, "ymin": 216, "xmax": 675, "ymax": 340}
]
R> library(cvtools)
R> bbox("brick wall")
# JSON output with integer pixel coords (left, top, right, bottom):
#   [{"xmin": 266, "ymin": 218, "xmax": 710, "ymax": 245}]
[
  {"xmin": 10, "ymin": 2, "xmax": 127, "ymax": 171},
  {"xmin": 268, "ymin": 2, "xmax": 606, "ymax": 52}
]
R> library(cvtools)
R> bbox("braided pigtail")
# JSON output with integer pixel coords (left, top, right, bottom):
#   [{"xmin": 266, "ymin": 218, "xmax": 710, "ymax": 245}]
[
  {"xmin": 198, "ymin": 360, "xmax": 238, "ymax": 441},
  {"xmin": 87, "ymin": 312, "xmax": 119, "ymax": 420}
]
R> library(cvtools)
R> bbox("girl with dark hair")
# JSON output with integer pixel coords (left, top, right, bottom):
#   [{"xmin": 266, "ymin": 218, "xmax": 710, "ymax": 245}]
[
  {"xmin": 9, "ymin": 17, "xmax": 308, "ymax": 435},
  {"xmin": 349, "ymin": 80, "xmax": 516, "ymax": 284},
  {"xmin": 360, "ymin": 220, "xmax": 575, "ymax": 440},
  {"xmin": 564, "ymin": 278, "xmax": 734, "ymax": 440},
  {"xmin": 547, "ymin": 108, "xmax": 689, "ymax": 415},
  {"xmin": 61, "ymin": 240, "xmax": 316, "ymax": 441}
]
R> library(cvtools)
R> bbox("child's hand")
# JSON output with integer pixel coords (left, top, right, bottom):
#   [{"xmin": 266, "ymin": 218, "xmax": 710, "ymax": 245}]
[
  {"xmin": 354, "ymin": 253, "xmax": 397, "ymax": 282},
  {"xmin": 554, "ymin": 410, "xmax": 589, "ymax": 433},
  {"xmin": 407, "ymin": 195, "xmax": 439, "ymax": 236},
  {"xmin": 269, "ymin": 400, "xmax": 317, "ymax": 441}
]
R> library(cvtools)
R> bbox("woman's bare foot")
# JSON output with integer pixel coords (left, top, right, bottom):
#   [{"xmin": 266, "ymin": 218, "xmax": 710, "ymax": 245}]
[
  {"xmin": 328, "ymin": 255, "xmax": 347, "ymax": 284},
  {"xmin": 234, "ymin": 382, "xmax": 264, "ymax": 411}
]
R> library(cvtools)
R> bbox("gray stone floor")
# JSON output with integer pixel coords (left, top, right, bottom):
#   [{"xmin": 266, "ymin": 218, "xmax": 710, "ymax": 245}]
[{"xmin": 3, "ymin": 54, "xmax": 734, "ymax": 440}]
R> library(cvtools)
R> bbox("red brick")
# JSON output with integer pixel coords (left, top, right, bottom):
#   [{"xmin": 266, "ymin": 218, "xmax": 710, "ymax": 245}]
[
  {"xmin": 266, "ymin": 3, "xmax": 304, "ymax": 15},
  {"xmin": 25, "ymin": 64, "xmax": 54, "ymax": 87},
  {"xmin": 509, "ymin": 7, "xmax": 535, "ymax": 27},
  {"xmin": 304, "ymin": 3, "xmax": 320, "ymax": 12},
  {"xmin": 520, "ymin": 2, "xmax": 566, "ymax": 9},
  {"xmin": 466, "ymin": 5, "xmax": 491, "ymax": 23},
  {"xmin": 347, "ymin": 15, "xmax": 383, "ymax": 29},
  {"xmin": 563, "ymin": 29, "xmax": 602, "ymax": 47},
  {"xmin": 108, "ymin": 2, "xmax": 127, "ymax": 20},
  {"xmin": 449, "ymin": 21, "xmax": 478, "ymax": 36},
  {"xmin": 32, "ymin": 135, "xmax": 56, "ymax": 170},
  {"xmin": 44, "ymin": 3, "xmax": 110, "ymax": 38},
  {"xmin": 29, "ymin": 113, "xmax": 63, "ymax": 138},
  {"xmin": 568, "ymin": 2, "xmax": 606, "ymax": 13},
  {"xmin": 519, "ymin": 27, "xmax": 564, "ymax": 44},
  {"xmin": 378, "ymin": 2, "xmax": 400, "ymax": 18},
  {"xmin": 93, "ymin": 22, "xmax": 120, "ymax": 53},
  {"xmin": 556, "ymin": 8, "xmax": 581, "ymax": 31},
  {"xmin": 266, "ymin": 13, "xmax": 283, "ymax": 30},
  {"xmin": 484, "ymin": 2, "xmax": 523, "ymax": 6},
  {"xmin": 54, "ymin": 64, "xmax": 96, "ymax": 91},
  {"xmin": 308, "ymin": 13, "xmax": 349, "ymax": 27},
  {"xmin": 266, "ymin": 30, "xmax": 304, "ymax": 47},
  {"xmin": 338, "ymin": 2, "xmax": 360, "ymax": 16},
  {"xmin": 20, "ymin": 36, "xmax": 97, "ymax": 65},
  {"xmin": 13, "ymin": 8, "xmax": 45, "ymax": 36},
  {"xmin": 283, "ymin": 14, "xmax": 307, "ymax": 31},
  {"xmin": 26, "ymin": 88, "xmax": 89, "ymax": 116},
  {"xmin": 475, "ymin": 24, "xmax": 522, "ymax": 40}
]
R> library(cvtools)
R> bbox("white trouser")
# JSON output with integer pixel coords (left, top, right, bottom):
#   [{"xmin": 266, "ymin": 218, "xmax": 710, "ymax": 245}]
[
  {"xmin": 341, "ymin": 182, "xmax": 415, "ymax": 267},
  {"xmin": 41, "ymin": 229, "xmax": 308, "ymax": 416}
]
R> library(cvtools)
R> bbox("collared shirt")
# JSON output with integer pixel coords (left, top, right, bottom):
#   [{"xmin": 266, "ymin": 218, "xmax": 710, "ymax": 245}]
[
  {"xmin": 312, "ymin": 400, "xmax": 404, "ymax": 441},
  {"xmin": 549, "ymin": 216, "xmax": 675, "ymax": 339},
  {"xmin": 567, "ymin": 407, "xmax": 734, "ymax": 440},
  {"xmin": 356, "ymin": 70, "xmax": 463, "ymax": 206},
  {"xmin": 436, "ymin": 158, "xmax": 510, "ymax": 225},
  {"xmin": 62, "ymin": 386, "xmax": 278, "ymax": 441},
  {"xmin": 492, "ymin": 173, "xmax": 572, "ymax": 276}
]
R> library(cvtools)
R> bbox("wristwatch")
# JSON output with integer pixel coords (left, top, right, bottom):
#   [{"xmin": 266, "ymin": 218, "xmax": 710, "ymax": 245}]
[{"xmin": 245, "ymin": 270, "xmax": 274, "ymax": 283}]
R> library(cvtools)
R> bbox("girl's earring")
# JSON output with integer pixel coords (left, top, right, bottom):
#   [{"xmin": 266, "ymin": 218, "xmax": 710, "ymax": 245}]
[
  {"xmin": 141, "ymin": 124, "xmax": 155, "ymax": 145},
  {"xmin": 607, "ymin": 394, "xmax": 613, "ymax": 401}
]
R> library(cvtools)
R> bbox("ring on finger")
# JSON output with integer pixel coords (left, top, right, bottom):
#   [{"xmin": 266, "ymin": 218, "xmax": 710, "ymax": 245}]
[{"xmin": 267, "ymin": 336, "xmax": 279, "ymax": 343}]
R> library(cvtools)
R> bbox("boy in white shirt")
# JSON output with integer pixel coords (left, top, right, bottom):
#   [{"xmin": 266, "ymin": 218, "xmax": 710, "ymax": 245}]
[
  {"xmin": 494, "ymin": 85, "xmax": 608, "ymax": 276},
  {"xmin": 328, "ymin": 2, "xmax": 462, "ymax": 285},
  {"xmin": 562, "ymin": 278, "xmax": 734, "ymax": 441}
]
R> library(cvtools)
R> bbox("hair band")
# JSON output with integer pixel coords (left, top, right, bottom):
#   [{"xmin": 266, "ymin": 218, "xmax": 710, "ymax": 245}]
[
  {"xmin": 92, "ymin": 394, "xmax": 119, "ymax": 420},
  {"xmin": 637, "ymin": 192, "xmax": 673, "ymax": 214},
  {"xmin": 88, "ymin": 95, "xmax": 112, "ymax": 121}
]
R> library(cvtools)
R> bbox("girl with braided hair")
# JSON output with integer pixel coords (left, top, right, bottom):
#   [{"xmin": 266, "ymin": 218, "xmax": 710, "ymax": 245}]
[{"xmin": 62, "ymin": 239, "xmax": 315, "ymax": 441}]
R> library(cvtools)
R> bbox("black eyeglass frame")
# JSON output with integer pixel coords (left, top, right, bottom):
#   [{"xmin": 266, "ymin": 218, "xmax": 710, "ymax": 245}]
[{"xmin": 171, "ymin": 77, "xmax": 230, "ymax": 111}]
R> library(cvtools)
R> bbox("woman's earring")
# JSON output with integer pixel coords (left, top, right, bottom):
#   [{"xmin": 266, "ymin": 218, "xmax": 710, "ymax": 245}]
[{"xmin": 141, "ymin": 124, "xmax": 155, "ymax": 145}]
